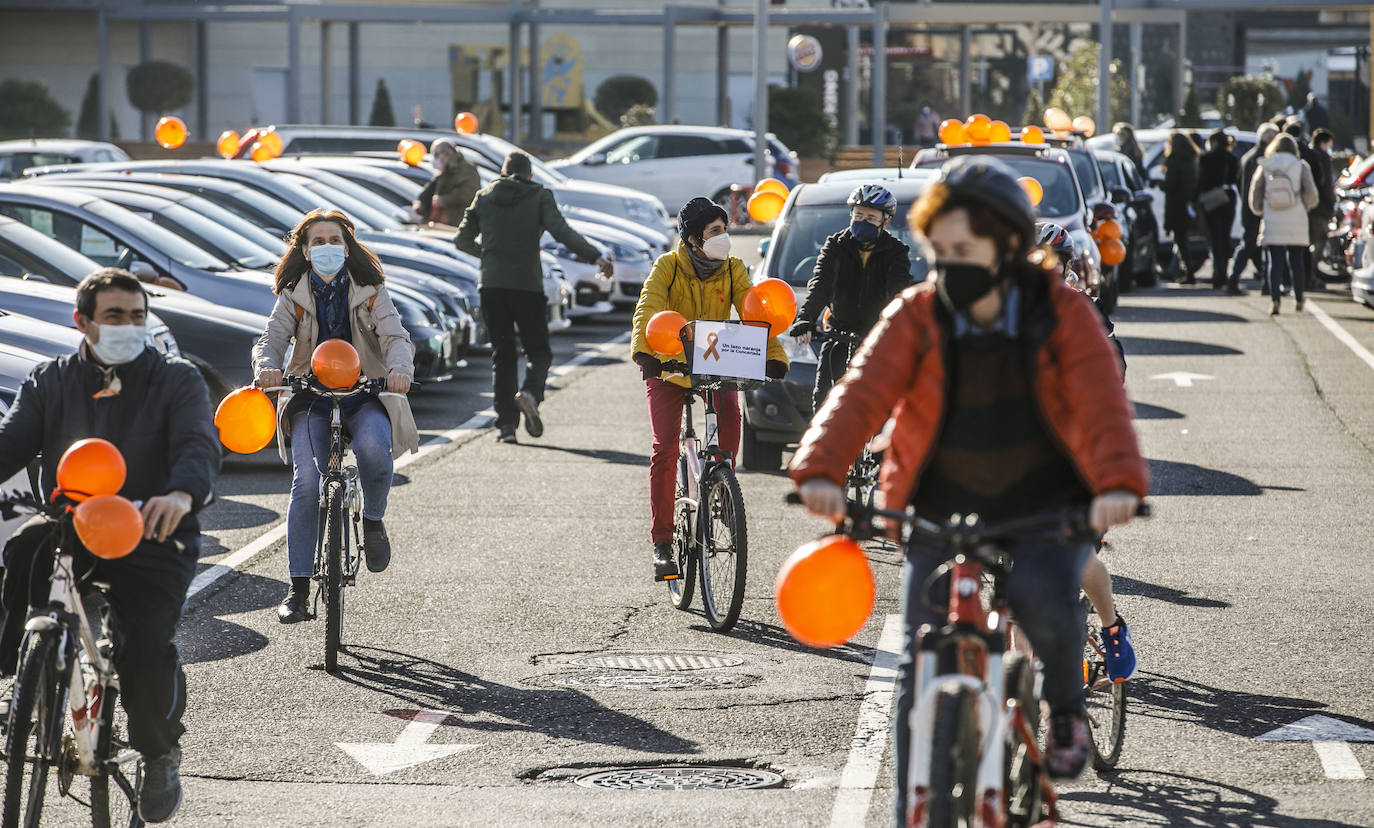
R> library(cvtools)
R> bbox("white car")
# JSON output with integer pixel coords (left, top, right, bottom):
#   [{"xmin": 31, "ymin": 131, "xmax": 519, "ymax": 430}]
[
  {"xmin": 0, "ymin": 140, "xmax": 129, "ymax": 181},
  {"xmin": 550, "ymin": 125, "xmax": 794, "ymax": 214}
]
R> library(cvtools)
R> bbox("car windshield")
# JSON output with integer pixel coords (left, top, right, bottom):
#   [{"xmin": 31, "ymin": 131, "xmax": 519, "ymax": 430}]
[
  {"xmin": 770, "ymin": 203, "xmax": 929, "ymax": 286},
  {"xmin": 279, "ymin": 174, "xmax": 402, "ymax": 230},
  {"xmin": 914, "ymin": 156, "xmax": 1081, "ymax": 219},
  {"xmin": 0, "ymin": 221, "xmax": 100, "ymax": 283},
  {"xmin": 117, "ymin": 198, "xmax": 279, "ymax": 269},
  {"xmin": 84, "ymin": 200, "xmax": 231, "ymax": 270},
  {"xmin": 284, "ymin": 166, "xmax": 414, "ymax": 224},
  {"xmin": 1097, "ymin": 159, "xmax": 1123, "ymax": 189},
  {"xmin": 1067, "ymin": 150, "xmax": 1105, "ymax": 202}
]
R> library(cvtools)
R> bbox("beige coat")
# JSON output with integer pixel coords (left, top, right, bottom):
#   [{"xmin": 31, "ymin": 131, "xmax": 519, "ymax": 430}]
[
  {"xmin": 252, "ymin": 276, "xmax": 420, "ymax": 463},
  {"xmin": 1248, "ymin": 152, "xmax": 1319, "ymax": 247}
]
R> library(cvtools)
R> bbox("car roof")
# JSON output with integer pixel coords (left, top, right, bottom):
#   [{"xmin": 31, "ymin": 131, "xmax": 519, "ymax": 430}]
[
  {"xmin": 0, "ymin": 140, "xmax": 122, "ymax": 155},
  {"xmin": 0, "ymin": 182, "xmax": 108, "ymax": 209},
  {"xmin": 817, "ymin": 167, "xmax": 939, "ymax": 183},
  {"xmin": 792, "ymin": 178, "xmax": 934, "ymax": 206}
]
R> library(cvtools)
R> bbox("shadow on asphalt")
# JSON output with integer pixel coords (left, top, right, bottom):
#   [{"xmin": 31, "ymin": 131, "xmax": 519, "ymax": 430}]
[
  {"xmin": 178, "ymin": 573, "xmax": 281, "ymax": 665},
  {"xmin": 198, "ymin": 498, "xmax": 279, "ymax": 532},
  {"xmin": 1115, "ymin": 305, "xmax": 1249, "ymax": 325},
  {"xmin": 328, "ymin": 646, "xmax": 698, "ymax": 754},
  {"xmin": 1060, "ymin": 769, "xmax": 1365, "ymax": 827},
  {"xmin": 517, "ymin": 443, "xmax": 650, "ymax": 466},
  {"xmin": 1119, "ymin": 336, "xmax": 1243, "ymax": 357},
  {"xmin": 1131, "ymin": 401, "xmax": 1184, "ymax": 420},
  {"xmin": 1126, "ymin": 671, "xmax": 1374, "ymax": 740},
  {"xmin": 1147, "ymin": 459, "xmax": 1273, "ymax": 496},
  {"xmin": 1110, "ymin": 574, "xmax": 1231, "ymax": 609},
  {"xmin": 689, "ymin": 617, "xmax": 874, "ymax": 666}
]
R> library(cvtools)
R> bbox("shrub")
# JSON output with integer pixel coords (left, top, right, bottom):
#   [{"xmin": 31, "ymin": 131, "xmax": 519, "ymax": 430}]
[
  {"xmin": 0, "ymin": 79, "xmax": 71, "ymax": 140},
  {"xmin": 369, "ymin": 78, "xmax": 395, "ymax": 127},
  {"xmin": 594, "ymin": 75, "xmax": 657, "ymax": 124},
  {"xmin": 1046, "ymin": 42, "xmax": 1129, "ymax": 124},
  {"xmin": 125, "ymin": 60, "xmax": 193, "ymax": 116},
  {"xmin": 619, "ymin": 103, "xmax": 656, "ymax": 128},
  {"xmin": 1216, "ymin": 75, "xmax": 1285, "ymax": 130},
  {"xmin": 768, "ymin": 84, "xmax": 835, "ymax": 158}
]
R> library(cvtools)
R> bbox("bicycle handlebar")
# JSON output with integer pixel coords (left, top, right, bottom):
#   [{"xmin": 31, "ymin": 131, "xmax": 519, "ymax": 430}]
[{"xmin": 259, "ymin": 375, "xmax": 420, "ymax": 398}]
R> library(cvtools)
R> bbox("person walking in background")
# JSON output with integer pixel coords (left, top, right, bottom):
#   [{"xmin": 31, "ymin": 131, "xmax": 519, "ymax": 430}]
[
  {"xmin": 456, "ymin": 151, "xmax": 612, "ymax": 444},
  {"xmin": 1230, "ymin": 123, "xmax": 1279, "ymax": 294},
  {"xmin": 1303, "ymin": 92, "xmax": 1330, "ymax": 132},
  {"xmin": 1308, "ymin": 128, "xmax": 1337, "ymax": 287},
  {"xmin": 1284, "ymin": 119, "xmax": 1326, "ymax": 291},
  {"xmin": 915, "ymin": 104, "xmax": 941, "ymax": 148},
  {"xmin": 1162, "ymin": 131, "xmax": 1201, "ymax": 283},
  {"xmin": 1197, "ymin": 130, "xmax": 1240, "ymax": 290},
  {"xmin": 1249, "ymin": 134, "xmax": 1318, "ymax": 316},
  {"xmin": 414, "ymin": 138, "xmax": 480, "ymax": 227},
  {"xmin": 1113, "ymin": 122, "xmax": 1146, "ymax": 176}
]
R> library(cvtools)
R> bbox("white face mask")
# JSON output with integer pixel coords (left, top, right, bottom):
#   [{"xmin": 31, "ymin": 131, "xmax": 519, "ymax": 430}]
[
  {"xmin": 309, "ymin": 243, "xmax": 347, "ymax": 277},
  {"xmin": 88, "ymin": 323, "xmax": 147, "ymax": 365},
  {"xmin": 701, "ymin": 233, "xmax": 732, "ymax": 261}
]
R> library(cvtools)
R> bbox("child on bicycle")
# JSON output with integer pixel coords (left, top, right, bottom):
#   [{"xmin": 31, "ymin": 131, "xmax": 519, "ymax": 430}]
[
  {"xmin": 789, "ymin": 157, "xmax": 1148, "ymax": 819},
  {"xmin": 787, "ymin": 184, "xmax": 914, "ymax": 411},
  {"xmin": 631, "ymin": 197, "xmax": 788, "ymax": 582},
  {"xmin": 252, "ymin": 208, "xmax": 418, "ymax": 624}
]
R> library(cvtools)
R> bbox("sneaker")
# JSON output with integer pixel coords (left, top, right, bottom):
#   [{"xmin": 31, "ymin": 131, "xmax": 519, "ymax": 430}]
[
  {"xmin": 138, "ymin": 746, "xmax": 183, "ymax": 823},
  {"xmin": 276, "ymin": 577, "xmax": 311, "ymax": 624},
  {"xmin": 652, "ymin": 542, "xmax": 680, "ymax": 582},
  {"xmin": 362, "ymin": 518, "xmax": 391, "ymax": 573},
  {"xmin": 514, "ymin": 391, "xmax": 544, "ymax": 438},
  {"xmin": 497, "ymin": 426, "xmax": 518, "ymax": 444},
  {"xmin": 1044, "ymin": 713, "xmax": 1089, "ymax": 780},
  {"xmin": 1295, "ymin": 298, "xmax": 1305, "ymax": 312},
  {"xmin": 1101, "ymin": 615, "xmax": 1136, "ymax": 681}
]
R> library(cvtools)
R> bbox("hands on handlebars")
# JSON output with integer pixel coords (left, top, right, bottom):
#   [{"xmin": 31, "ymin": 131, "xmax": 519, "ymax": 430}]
[{"xmin": 253, "ymin": 372, "xmax": 417, "ymax": 396}]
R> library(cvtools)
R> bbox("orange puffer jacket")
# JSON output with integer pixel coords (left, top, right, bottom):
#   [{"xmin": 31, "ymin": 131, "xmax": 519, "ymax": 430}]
[{"xmin": 789, "ymin": 264, "xmax": 1149, "ymax": 509}]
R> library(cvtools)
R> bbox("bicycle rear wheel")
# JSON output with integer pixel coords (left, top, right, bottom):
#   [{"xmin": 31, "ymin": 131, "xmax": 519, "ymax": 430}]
[
  {"xmin": 90, "ymin": 684, "xmax": 142, "ymax": 828},
  {"xmin": 925, "ymin": 683, "xmax": 979, "ymax": 828},
  {"xmin": 697, "ymin": 467, "xmax": 747, "ymax": 632},
  {"xmin": 323, "ymin": 482, "xmax": 345, "ymax": 674},
  {"xmin": 1081, "ymin": 597, "xmax": 1127, "ymax": 769},
  {"xmin": 667, "ymin": 495, "xmax": 697, "ymax": 610},
  {"xmin": 4, "ymin": 632, "xmax": 61, "ymax": 828}
]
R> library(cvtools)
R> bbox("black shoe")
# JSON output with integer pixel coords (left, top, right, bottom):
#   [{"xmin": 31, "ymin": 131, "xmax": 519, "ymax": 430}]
[
  {"xmin": 1271, "ymin": 299, "xmax": 1280, "ymax": 316},
  {"xmin": 362, "ymin": 518, "xmax": 391, "ymax": 573},
  {"xmin": 1226, "ymin": 285, "xmax": 1244, "ymax": 296},
  {"xmin": 514, "ymin": 391, "xmax": 544, "ymax": 438},
  {"xmin": 1179, "ymin": 276, "xmax": 1196, "ymax": 285},
  {"xmin": 652, "ymin": 542, "xmax": 680, "ymax": 582},
  {"xmin": 497, "ymin": 426, "xmax": 518, "ymax": 444},
  {"xmin": 138, "ymin": 746, "xmax": 183, "ymax": 823},
  {"xmin": 277, "ymin": 577, "xmax": 311, "ymax": 624}
]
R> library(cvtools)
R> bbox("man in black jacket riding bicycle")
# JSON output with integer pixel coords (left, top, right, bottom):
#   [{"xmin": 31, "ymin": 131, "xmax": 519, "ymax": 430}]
[
  {"xmin": 0, "ymin": 269, "xmax": 218, "ymax": 824},
  {"xmin": 788, "ymin": 184, "xmax": 914, "ymax": 412}
]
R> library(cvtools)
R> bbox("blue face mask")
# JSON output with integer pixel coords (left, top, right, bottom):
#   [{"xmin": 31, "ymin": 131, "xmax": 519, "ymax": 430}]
[
  {"xmin": 309, "ymin": 243, "xmax": 347, "ymax": 277},
  {"xmin": 850, "ymin": 220, "xmax": 881, "ymax": 244}
]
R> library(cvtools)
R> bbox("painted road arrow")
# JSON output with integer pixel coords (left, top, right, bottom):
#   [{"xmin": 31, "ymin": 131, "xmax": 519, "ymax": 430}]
[
  {"xmin": 1258, "ymin": 714, "xmax": 1374, "ymax": 780},
  {"xmin": 1151, "ymin": 371, "xmax": 1214, "ymax": 388},
  {"xmin": 337, "ymin": 710, "xmax": 480, "ymax": 775}
]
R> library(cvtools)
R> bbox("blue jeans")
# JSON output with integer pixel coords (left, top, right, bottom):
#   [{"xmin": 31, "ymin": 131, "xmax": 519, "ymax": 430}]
[
  {"xmin": 1266, "ymin": 245, "xmax": 1306, "ymax": 303},
  {"xmin": 892, "ymin": 534, "xmax": 1091, "ymax": 825},
  {"xmin": 287, "ymin": 399, "xmax": 393, "ymax": 578}
]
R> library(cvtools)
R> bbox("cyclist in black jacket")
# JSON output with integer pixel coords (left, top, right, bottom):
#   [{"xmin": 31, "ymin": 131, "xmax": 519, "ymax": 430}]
[{"xmin": 788, "ymin": 184, "xmax": 914, "ymax": 411}]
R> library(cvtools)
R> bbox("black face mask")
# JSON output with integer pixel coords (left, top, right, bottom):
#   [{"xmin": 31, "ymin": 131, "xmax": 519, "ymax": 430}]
[{"xmin": 936, "ymin": 262, "xmax": 1000, "ymax": 313}]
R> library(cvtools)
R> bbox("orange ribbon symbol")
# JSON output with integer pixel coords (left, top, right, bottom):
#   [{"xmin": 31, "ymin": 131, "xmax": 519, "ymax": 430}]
[{"xmin": 703, "ymin": 332, "xmax": 721, "ymax": 361}]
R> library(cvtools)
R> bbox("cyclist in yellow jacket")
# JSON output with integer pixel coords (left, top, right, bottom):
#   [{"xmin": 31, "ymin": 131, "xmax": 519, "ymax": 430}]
[{"xmin": 631, "ymin": 197, "xmax": 788, "ymax": 580}]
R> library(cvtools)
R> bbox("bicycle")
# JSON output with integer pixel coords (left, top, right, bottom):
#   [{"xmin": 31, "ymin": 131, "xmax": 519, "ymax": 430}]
[
  {"xmin": 0, "ymin": 491, "xmax": 145, "ymax": 828},
  {"xmin": 1080, "ymin": 594, "xmax": 1126, "ymax": 770},
  {"xmin": 808, "ymin": 326, "xmax": 878, "ymax": 508},
  {"xmin": 263, "ymin": 375, "xmax": 411, "ymax": 674}
]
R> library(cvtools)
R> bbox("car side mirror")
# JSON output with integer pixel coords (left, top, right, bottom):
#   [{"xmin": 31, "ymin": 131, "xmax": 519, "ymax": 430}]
[
  {"xmin": 584, "ymin": 152, "xmax": 606, "ymax": 167},
  {"xmin": 1110, "ymin": 187, "xmax": 1132, "ymax": 204},
  {"xmin": 1131, "ymin": 190, "xmax": 1154, "ymax": 207}
]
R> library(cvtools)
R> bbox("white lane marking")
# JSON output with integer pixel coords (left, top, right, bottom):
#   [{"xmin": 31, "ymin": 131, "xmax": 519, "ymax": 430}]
[
  {"xmin": 1314, "ymin": 742, "xmax": 1367, "ymax": 780},
  {"xmin": 187, "ymin": 333, "xmax": 631, "ymax": 601},
  {"xmin": 1150, "ymin": 371, "xmax": 1213, "ymax": 388},
  {"xmin": 337, "ymin": 709, "xmax": 480, "ymax": 775},
  {"xmin": 829, "ymin": 614, "xmax": 904, "ymax": 828},
  {"xmin": 1257, "ymin": 713, "xmax": 1374, "ymax": 781},
  {"xmin": 1305, "ymin": 300, "xmax": 1374, "ymax": 373}
]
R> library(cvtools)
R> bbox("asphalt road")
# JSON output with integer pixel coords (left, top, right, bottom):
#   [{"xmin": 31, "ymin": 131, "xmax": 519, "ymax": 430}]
[{"xmin": 23, "ymin": 243, "xmax": 1374, "ymax": 827}]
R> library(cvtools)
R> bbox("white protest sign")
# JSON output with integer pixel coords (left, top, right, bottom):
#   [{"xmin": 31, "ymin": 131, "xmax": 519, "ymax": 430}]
[{"xmin": 693, "ymin": 321, "xmax": 766, "ymax": 382}]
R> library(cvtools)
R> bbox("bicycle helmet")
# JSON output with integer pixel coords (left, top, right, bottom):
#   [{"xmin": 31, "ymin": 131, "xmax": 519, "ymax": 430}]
[
  {"xmin": 937, "ymin": 155, "xmax": 1037, "ymax": 255},
  {"xmin": 1035, "ymin": 221, "xmax": 1076, "ymax": 262},
  {"xmin": 847, "ymin": 184, "xmax": 897, "ymax": 217},
  {"xmin": 677, "ymin": 196, "xmax": 730, "ymax": 243}
]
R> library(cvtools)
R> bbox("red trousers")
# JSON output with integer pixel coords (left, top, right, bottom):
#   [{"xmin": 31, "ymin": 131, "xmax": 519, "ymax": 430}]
[{"xmin": 645, "ymin": 378, "xmax": 740, "ymax": 544}]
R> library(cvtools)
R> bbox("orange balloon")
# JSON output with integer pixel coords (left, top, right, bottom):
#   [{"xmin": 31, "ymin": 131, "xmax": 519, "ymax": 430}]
[
  {"xmin": 398, "ymin": 139, "xmax": 425, "ymax": 166},
  {"xmin": 216, "ymin": 130, "xmax": 241, "ymax": 159},
  {"xmin": 1020, "ymin": 125, "xmax": 1046, "ymax": 145},
  {"xmin": 965, "ymin": 114, "xmax": 992, "ymax": 144},
  {"xmin": 989, "ymin": 120, "xmax": 1011, "ymax": 143},
  {"xmin": 56, "ymin": 438, "xmax": 126, "ymax": 502},
  {"xmin": 775, "ymin": 535, "xmax": 875, "ymax": 648},
  {"xmin": 1043, "ymin": 107, "xmax": 1072, "ymax": 132},
  {"xmin": 257, "ymin": 129, "xmax": 283, "ymax": 157},
  {"xmin": 249, "ymin": 142, "xmax": 273, "ymax": 162},
  {"xmin": 747, "ymin": 190, "xmax": 785, "ymax": 224},
  {"xmin": 754, "ymin": 178, "xmax": 789, "ymax": 198},
  {"xmin": 1018, "ymin": 176, "xmax": 1044, "ymax": 207},
  {"xmin": 214, "ymin": 387, "xmax": 277, "ymax": 454},
  {"xmin": 74, "ymin": 495, "xmax": 143, "ymax": 560},
  {"xmin": 154, "ymin": 116, "xmax": 187, "ymax": 150},
  {"xmin": 1095, "ymin": 219, "xmax": 1123, "ymax": 241},
  {"xmin": 311, "ymin": 339, "xmax": 361, "ymax": 390},
  {"xmin": 1099, "ymin": 237, "xmax": 1126, "ymax": 267},
  {"xmin": 455, "ymin": 112, "xmax": 479, "ymax": 134},
  {"xmin": 645, "ymin": 310, "xmax": 688, "ymax": 355},
  {"xmin": 938, "ymin": 119, "xmax": 967, "ymax": 145},
  {"xmin": 741, "ymin": 278, "xmax": 798, "ymax": 338},
  {"xmin": 1072, "ymin": 115, "xmax": 1097, "ymax": 138}
]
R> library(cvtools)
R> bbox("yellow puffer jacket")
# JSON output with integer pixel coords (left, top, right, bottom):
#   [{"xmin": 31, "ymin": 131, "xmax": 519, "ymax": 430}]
[{"xmin": 631, "ymin": 244, "xmax": 788, "ymax": 388}]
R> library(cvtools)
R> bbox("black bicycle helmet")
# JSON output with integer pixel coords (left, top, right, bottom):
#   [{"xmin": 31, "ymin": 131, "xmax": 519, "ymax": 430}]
[
  {"xmin": 1035, "ymin": 221, "xmax": 1075, "ymax": 261},
  {"xmin": 937, "ymin": 155, "xmax": 1037, "ymax": 255},
  {"xmin": 677, "ymin": 196, "xmax": 730, "ymax": 243},
  {"xmin": 847, "ymin": 184, "xmax": 897, "ymax": 217}
]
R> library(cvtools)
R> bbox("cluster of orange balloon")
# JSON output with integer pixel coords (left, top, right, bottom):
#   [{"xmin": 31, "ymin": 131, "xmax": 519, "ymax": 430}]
[
  {"xmin": 1093, "ymin": 218, "xmax": 1126, "ymax": 267},
  {"xmin": 398, "ymin": 139, "xmax": 425, "ymax": 166},
  {"xmin": 741, "ymin": 278, "xmax": 797, "ymax": 337},
  {"xmin": 216, "ymin": 130, "xmax": 241, "ymax": 159},
  {"xmin": 454, "ymin": 112, "xmax": 479, "ymax": 135},
  {"xmin": 1042, "ymin": 108, "xmax": 1097, "ymax": 138},
  {"xmin": 249, "ymin": 129, "xmax": 284, "ymax": 163},
  {"xmin": 214, "ymin": 387, "xmax": 277, "ymax": 454},
  {"xmin": 154, "ymin": 116, "xmax": 187, "ymax": 150},
  {"xmin": 937, "ymin": 114, "xmax": 1012, "ymax": 147},
  {"xmin": 775, "ymin": 535, "xmax": 875, "ymax": 648},
  {"xmin": 1018, "ymin": 176, "xmax": 1044, "ymax": 208},
  {"xmin": 55, "ymin": 439, "xmax": 143, "ymax": 560},
  {"xmin": 312, "ymin": 339, "xmax": 362, "ymax": 390},
  {"xmin": 747, "ymin": 178, "xmax": 789, "ymax": 224}
]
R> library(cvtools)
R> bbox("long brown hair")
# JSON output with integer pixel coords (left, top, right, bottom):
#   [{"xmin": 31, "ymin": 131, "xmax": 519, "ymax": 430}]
[
  {"xmin": 1164, "ymin": 131, "xmax": 1200, "ymax": 161},
  {"xmin": 272, "ymin": 208, "xmax": 385, "ymax": 294}
]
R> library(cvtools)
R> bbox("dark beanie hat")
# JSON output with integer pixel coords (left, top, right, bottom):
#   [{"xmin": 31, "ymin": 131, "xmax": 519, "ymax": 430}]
[{"xmin": 502, "ymin": 151, "xmax": 533, "ymax": 179}]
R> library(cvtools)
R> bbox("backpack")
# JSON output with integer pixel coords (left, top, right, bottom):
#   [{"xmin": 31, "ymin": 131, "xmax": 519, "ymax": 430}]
[{"xmin": 1263, "ymin": 165, "xmax": 1298, "ymax": 211}]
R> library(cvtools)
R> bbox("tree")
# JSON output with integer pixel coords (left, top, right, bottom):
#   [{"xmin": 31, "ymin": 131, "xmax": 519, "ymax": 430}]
[
  {"xmin": 1178, "ymin": 81, "xmax": 1203, "ymax": 127},
  {"xmin": 76, "ymin": 73, "xmax": 100, "ymax": 140},
  {"xmin": 125, "ymin": 60, "xmax": 193, "ymax": 116},
  {"xmin": 1021, "ymin": 88, "xmax": 1044, "ymax": 129},
  {"xmin": 368, "ymin": 78, "xmax": 395, "ymax": 127},
  {"xmin": 0, "ymin": 79, "xmax": 71, "ymax": 140},
  {"xmin": 619, "ymin": 103, "xmax": 656, "ymax": 128},
  {"xmin": 1216, "ymin": 75, "xmax": 1285, "ymax": 131},
  {"xmin": 768, "ymin": 84, "xmax": 835, "ymax": 157},
  {"xmin": 1046, "ymin": 42, "xmax": 1129, "ymax": 125},
  {"xmin": 593, "ymin": 75, "xmax": 657, "ymax": 124},
  {"xmin": 1287, "ymin": 67, "xmax": 1312, "ymax": 110}
]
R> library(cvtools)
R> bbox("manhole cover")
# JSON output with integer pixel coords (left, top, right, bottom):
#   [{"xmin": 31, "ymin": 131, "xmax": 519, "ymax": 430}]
[
  {"xmin": 526, "ymin": 672, "xmax": 761, "ymax": 691},
  {"xmin": 575, "ymin": 766, "xmax": 783, "ymax": 790},
  {"xmin": 569, "ymin": 652, "xmax": 745, "ymax": 671}
]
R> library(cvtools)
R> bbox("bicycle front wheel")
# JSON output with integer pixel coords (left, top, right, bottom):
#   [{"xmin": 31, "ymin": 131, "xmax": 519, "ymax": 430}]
[
  {"xmin": 697, "ymin": 467, "xmax": 747, "ymax": 632},
  {"xmin": 323, "ymin": 482, "xmax": 346, "ymax": 674},
  {"xmin": 925, "ymin": 683, "xmax": 979, "ymax": 828},
  {"xmin": 4, "ymin": 632, "xmax": 61, "ymax": 828}
]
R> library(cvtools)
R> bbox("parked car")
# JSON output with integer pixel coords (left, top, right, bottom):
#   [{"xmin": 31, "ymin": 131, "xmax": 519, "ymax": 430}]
[
  {"xmin": 1095, "ymin": 150, "xmax": 1160, "ymax": 287},
  {"xmin": 0, "ymin": 309, "xmax": 83, "ymax": 358},
  {"xmin": 816, "ymin": 167, "xmax": 940, "ymax": 184},
  {"xmin": 0, "ymin": 140, "xmax": 129, "ymax": 181},
  {"xmin": 0, "ymin": 348, "xmax": 41, "ymax": 546}
]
